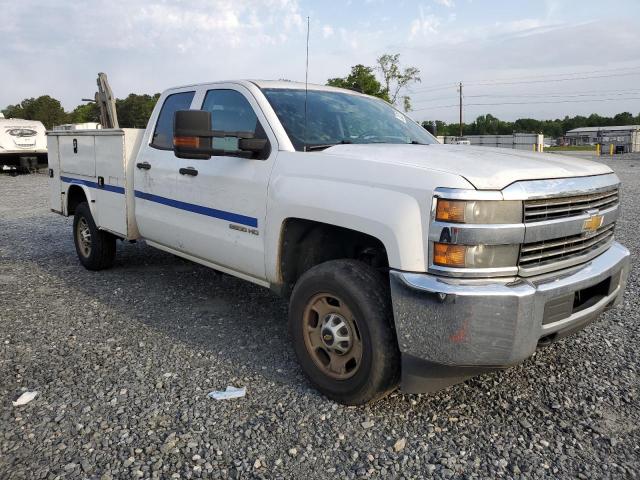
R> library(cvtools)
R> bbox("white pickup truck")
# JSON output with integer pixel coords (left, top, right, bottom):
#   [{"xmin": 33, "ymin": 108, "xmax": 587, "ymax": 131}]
[{"xmin": 48, "ymin": 80, "xmax": 630, "ymax": 404}]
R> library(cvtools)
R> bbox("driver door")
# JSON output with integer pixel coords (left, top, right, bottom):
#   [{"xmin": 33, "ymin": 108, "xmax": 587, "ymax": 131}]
[{"xmin": 172, "ymin": 85, "xmax": 277, "ymax": 282}]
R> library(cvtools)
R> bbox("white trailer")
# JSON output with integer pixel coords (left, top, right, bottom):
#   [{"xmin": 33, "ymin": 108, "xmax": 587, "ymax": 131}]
[{"xmin": 0, "ymin": 118, "xmax": 47, "ymax": 172}]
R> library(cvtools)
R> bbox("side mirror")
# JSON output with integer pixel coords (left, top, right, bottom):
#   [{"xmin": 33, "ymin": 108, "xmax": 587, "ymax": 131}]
[
  {"xmin": 173, "ymin": 110, "xmax": 212, "ymax": 159},
  {"xmin": 238, "ymin": 137, "xmax": 268, "ymax": 153},
  {"xmin": 173, "ymin": 109, "xmax": 270, "ymax": 159}
]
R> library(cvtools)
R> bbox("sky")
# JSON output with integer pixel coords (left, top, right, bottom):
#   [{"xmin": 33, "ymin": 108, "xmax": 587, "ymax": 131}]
[{"xmin": 1, "ymin": 0, "xmax": 639, "ymax": 123}]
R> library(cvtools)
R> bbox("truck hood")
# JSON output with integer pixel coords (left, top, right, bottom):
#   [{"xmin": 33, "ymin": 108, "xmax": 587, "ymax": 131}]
[{"xmin": 321, "ymin": 144, "xmax": 612, "ymax": 190}]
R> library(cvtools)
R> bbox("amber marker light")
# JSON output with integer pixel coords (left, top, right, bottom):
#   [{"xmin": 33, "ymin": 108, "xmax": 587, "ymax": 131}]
[
  {"xmin": 173, "ymin": 136, "xmax": 200, "ymax": 148},
  {"xmin": 436, "ymin": 199, "xmax": 466, "ymax": 223},
  {"xmin": 433, "ymin": 243, "xmax": 467, "ymax": 267}
]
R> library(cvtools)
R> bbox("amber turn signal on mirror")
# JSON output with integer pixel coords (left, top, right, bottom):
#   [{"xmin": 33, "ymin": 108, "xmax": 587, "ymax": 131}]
[{"xmin": 173, "ymin": 136, "xmax": 200, "ymax": 148}]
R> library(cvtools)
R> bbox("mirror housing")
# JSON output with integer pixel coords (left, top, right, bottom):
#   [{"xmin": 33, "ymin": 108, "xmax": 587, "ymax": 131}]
[
  {"xmin": 173, "ymin": 110, "xmax": 270, "ymax": 159},
  {"xmin": 173, "ymin": 110, "xmax": 212, "ymax": 159},
  {"xmin": 238, "ymin": 137, "xmax": 268, "ymax": 153}
]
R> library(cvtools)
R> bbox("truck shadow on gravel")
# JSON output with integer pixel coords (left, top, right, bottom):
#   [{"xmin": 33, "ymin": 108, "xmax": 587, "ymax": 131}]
[
  {"xmin": 7, "ymin": 216, "xmax": 588, "ymax": 410},
  {"xmin": 8, "ymin": 220, "xmax": 332, "ymax": 394}
]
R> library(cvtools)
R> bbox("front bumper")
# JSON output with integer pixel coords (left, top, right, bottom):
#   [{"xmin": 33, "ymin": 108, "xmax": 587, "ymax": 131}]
[{"xmin": 390, "ymin": 241, "xmax": 630, "ymax": 393}]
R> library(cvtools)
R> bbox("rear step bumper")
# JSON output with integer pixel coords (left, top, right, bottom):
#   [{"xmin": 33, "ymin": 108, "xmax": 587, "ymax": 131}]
[{"xmin": 389, "ymin": 241, "xmax": 630, "ymax": 393}]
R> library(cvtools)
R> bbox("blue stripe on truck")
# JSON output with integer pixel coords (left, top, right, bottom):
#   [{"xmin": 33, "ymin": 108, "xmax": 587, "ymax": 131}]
[
  {"xmin": 60, "ymin": 176, "xmax": 125, "ymax": 194},
  {"xmin": 60, "ymin": 175, "xmax": 258, "ymax": 228},
  {"xmin": 133, "ymin": 190, "xmax": 258, "ymax": 228}
]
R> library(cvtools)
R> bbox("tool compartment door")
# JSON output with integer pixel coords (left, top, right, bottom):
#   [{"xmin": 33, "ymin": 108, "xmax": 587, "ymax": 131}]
[
  {"xmin": 59, "ymin": 135, "xmax": 96, "ymax": 177},
  {"xmin": 94, "ymin": 132, "xmax": 127, "ymax": 237},
  {"xmin": 47, "ymin": 135, "xmax": 62, "ymax": 213}
]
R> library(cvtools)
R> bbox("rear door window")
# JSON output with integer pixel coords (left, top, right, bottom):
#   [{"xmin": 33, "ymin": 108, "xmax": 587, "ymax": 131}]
[{"xmin": 150, "ymin": 91, "xmax": 195, "ymax": 149}]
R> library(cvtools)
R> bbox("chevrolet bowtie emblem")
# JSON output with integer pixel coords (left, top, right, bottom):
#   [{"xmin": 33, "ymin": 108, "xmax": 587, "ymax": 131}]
[{"xmin": 583, "ymin": 214, "xmax": 604, "ymax": 233}]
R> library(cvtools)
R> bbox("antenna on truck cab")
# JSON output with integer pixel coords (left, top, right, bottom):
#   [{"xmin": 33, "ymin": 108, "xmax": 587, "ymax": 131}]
[{"xmin": 303, "ymin": 16, "xmax": 310, "ymax": 152}]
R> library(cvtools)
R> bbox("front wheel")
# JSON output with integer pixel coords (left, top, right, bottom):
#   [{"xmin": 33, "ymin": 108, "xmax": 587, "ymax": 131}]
[
  {"xmin": 289, "ymin": 260, "xmax": 400, "ymax": 404},
  {"xmin": 73, "ymin": 202, "xmax": 116, "ymax": 270}
]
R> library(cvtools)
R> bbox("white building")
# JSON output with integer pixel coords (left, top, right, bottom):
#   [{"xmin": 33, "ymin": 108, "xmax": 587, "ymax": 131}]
[
  {"xmin": 565, "ymin": 125, "xmax": 640, "ymax": 153},
  {"xmin": 441, "ymin": 133, "xmax": 544, "ymax": 151}
]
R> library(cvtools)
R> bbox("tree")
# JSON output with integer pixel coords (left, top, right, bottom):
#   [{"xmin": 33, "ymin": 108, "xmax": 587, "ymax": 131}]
[
  {"xmin": 421, "ymin": 120, "xmax": 448, "ymax": 136},
  {"xmin": 327, "ymin": 65, "xmax": 389, "ymax": 101},
  {"xmin": 115, "ymin": 93, "xmax": 160, "ymax": 128},
  {"xmin": 613, "ymin": 112, "xmax": 634, "ymax": 125},
  {"xmin": 2, "ymin": 96, "xmax": 68, "ymax": 128},
  {"xmin": 69, "ymin": 102, "xmax": 101, "ymax": 124},
  {"xmin": 421, "ymin": 111, "xmax": 638, "ymax": 139},
  {"xmin": 474, "ymin": 113, "xmax": 506, "ymax": 135},
  {"xmin": 376, "ymin": 53, "xmax": 421, "ymax": 111},
  {"xmin": 2, "ymin": 103, "xmax": 25, "ymax": 119}
]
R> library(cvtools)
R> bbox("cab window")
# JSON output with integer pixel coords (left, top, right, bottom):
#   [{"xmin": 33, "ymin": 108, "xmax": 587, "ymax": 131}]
[
  {"xmin": 201, "ymin": 89, "xmax": 268, "ymax": 156},
  {"xmin": 151, "ymin": 91, "xmax": 195, "ymax": 149}
]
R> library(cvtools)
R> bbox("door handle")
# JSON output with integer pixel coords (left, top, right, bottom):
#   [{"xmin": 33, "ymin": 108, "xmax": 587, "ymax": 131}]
[
  {"xmin": 136, "ymin": 162, "xmax": 151, "ymax": 170},
  {"xmin": 179, "ymin": 167, "xmax": 198, "ymax": 176}
]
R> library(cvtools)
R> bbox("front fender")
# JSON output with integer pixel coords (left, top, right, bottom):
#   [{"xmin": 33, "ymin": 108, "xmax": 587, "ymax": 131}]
[{"xmin": 264, "ymin": 154, "xmax": 475, "ymax": 283}]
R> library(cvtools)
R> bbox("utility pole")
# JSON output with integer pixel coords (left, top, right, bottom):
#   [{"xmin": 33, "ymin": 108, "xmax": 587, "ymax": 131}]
[{"xmin": 458, "ymin": 81, "xmax": 463, "ymax": 138}]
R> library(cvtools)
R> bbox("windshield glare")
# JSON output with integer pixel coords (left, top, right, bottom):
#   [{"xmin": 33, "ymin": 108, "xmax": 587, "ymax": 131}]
[{"xmin": 261, "ymin": 88, "xmax": 436, "ymax": 151}]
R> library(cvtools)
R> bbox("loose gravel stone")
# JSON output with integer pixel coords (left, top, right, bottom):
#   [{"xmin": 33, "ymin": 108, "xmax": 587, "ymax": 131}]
[
  {"xmin": 1, "ymin": 158, "xmax": 640, "ymax": 479},
  {"xmin": 393, "ymin": 438, "xmax": 406, "ymax": 452}
]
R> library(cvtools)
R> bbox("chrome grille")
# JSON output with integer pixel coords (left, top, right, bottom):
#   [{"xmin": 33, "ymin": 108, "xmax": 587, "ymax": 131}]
[
  {"xmin": 524, "ymin": 188, "xmax": 619, "ymax": 223},
  {"xmin": 519, "ymin": 224, "xmax": 614, "ymax": 267}
]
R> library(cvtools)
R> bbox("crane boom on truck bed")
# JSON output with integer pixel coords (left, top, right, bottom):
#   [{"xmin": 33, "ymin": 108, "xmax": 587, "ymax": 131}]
[{"xmin": 95, "ymin": 72, "xmax": 119, "ymax": 129}]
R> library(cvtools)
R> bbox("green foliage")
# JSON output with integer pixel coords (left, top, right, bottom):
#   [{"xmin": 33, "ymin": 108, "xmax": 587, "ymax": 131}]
[
  {"xmin": 2, "ymin": 93, "xmax": 160, "ymax": 129},
  {"xmin": 422, "ymin": 111, "xmax": 640, "ymax": 138},
  {"xmin": 546, "ymin": 145, "xmax": 597, "ymax": 151},
  {"xmin": 327, "ymin": 65, "xmax": 390, "ymax": 101},
  {"xmin": 326, "ymin": 53, "xmax": 420, "ymax": 111},
  {"xmin": 69, "ymin": 102, "xmax": 100, "ymax": 124},
  {"xmin": 376, "ymin": 54, "xmax": 420, "ymax": 110},
  {"xmin": 2, "ymin": 95, "xmax": 68, "ymax": 129},
  {"xmin": 116, "ymin": 93, "xmax": 161, "ymax": 128},
  {"xmin": 2, "ymin": 103, "xmax": 25, "ymax": 119}
]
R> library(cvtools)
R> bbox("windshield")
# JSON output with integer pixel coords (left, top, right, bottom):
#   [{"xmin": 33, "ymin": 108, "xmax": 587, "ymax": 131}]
[{"xmin": 261, "ymin": 88, "xmax": 436, "ymax": 151}]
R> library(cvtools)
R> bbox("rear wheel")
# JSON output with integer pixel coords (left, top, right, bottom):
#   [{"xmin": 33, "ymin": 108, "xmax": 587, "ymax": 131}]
[
  {"xmin": 289, "ymin": 259, "xmax": 400, "ymax": 404},
  {"xmin": 73, "ymin": 202, "xmax": 116, "ymax": 270}
]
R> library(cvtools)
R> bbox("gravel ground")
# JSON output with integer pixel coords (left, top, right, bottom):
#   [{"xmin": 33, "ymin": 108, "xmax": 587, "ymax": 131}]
[{"xmin": 1, "ymin": 157, "xmax": 639, "ymax": 479}]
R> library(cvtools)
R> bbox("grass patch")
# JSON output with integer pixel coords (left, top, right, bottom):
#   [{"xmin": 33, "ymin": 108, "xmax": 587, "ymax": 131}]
[{"xmin": 546, "ymin": 145, "xmax": 597, "ymax": 152}]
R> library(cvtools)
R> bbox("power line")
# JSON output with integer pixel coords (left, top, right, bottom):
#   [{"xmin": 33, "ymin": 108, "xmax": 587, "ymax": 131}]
[
  {"xmin": 412, "ymin": 96, "xmax": 640, "ymax": 112},
  {"xmin": 465, "ymin": 90, "xmax": 640, "ymax": 99},
  {"xmin": 467, "ymin": 71, "xmax": 640, "ymax": 87},
  {"xmin": 412, "ymin": 89, "xmax": 640, "ymax": 107},
  {"xmin": 407, "ymin": 83, "xmax": 459, "ymax": 94},
  {"xmin": 465, "ymin": 65, "xmax": 640, "ymax": 85},
  {"xmin": 408, "ymin": 66, "xmax": 640, "ymax": 95}
]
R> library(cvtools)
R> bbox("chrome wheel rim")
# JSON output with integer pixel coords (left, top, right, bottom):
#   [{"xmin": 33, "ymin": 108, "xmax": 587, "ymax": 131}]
[
  {"xmin": 76, "ymin": 217, "xmax": 92, "ymax": 258},
  {"xmin": 302, "ymin": 293, "xmax": 363, "ymax": 380}
]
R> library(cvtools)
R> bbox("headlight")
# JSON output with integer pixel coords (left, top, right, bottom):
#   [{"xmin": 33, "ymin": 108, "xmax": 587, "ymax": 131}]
[
  {"xmin": 435, "ymin": 199, "xmax": 522, "ymax": 224},
  {"xmin": 433, "ymin": 243, "xmax": 520, "ymax": 268}
]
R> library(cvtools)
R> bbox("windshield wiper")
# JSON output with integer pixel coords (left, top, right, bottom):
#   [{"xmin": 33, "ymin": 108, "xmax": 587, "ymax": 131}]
[{"xmin": 305, "ymin": 140, "xmax": 352, "ymax": 151}]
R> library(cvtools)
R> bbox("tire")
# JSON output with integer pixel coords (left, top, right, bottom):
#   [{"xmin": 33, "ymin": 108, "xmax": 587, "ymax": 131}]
[
  {"xmin": 289, "ymin": 259, "xmax": 400, "ymax": 405},
  {"xmin": 73, "ymin": 202, "xmax": 116, "ymax": 270}
]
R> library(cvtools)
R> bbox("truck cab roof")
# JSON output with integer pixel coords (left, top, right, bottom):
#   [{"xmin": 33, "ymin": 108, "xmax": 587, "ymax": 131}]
[{"xmin": 164, "ymin": 79, "xmax": 363, "ymax": 96}]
